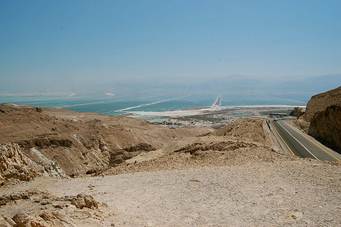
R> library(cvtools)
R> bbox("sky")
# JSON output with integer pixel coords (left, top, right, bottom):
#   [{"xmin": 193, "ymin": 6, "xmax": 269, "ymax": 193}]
[{"xmin": 0, "ymin": 0, "xmax": 340, "ymax": 97}]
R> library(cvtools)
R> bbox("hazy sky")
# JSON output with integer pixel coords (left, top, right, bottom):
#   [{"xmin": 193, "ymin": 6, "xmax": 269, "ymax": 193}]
[{"xmin": 0, "ymin": 0, "xmax": 340, "ymax": 94}]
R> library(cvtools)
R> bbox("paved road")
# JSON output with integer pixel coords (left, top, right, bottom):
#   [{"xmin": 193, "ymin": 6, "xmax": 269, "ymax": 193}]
[{"xmin": 272, "ymin": 119, "xmax": 341, "ymax": 161}]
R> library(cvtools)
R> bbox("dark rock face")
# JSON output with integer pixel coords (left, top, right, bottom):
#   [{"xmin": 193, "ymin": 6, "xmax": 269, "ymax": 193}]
[
  {"xmin": 124, "ymin": 143, "xmax": 155, "ymax": 153},
  {"xmin": 304, "ymin": 86, "xmax": 341, "ymax": 153},
  {"xmin": 18, "ymin": 138, "xmax": 73, "ymax": 149},
  {"xmin": 308, "ymin": 105, "xmax": 341, "ymax": 154},
  {"xmin": 174, "ymin": 141, "xmax": 257, "ymax": 155},
  {"xmin": 290, "ymin": 107, "xmax": 305, "ymax": 118},
  {"xmin": 109, "ymin": 143, "xmax": 156, "ymax": 166},
  {"xmin": 304, "ymin": 86, "xmax": 341, "ymax": 121}
]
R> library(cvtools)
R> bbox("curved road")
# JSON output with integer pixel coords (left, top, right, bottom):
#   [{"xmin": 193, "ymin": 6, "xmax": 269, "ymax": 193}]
[{"xmin": 272, "ymin": 119, "xmax": 341, "ymax": 161}]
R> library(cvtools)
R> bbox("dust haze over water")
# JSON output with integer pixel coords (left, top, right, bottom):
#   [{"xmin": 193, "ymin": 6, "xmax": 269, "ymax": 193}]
[
  {"xmin": 0, "ymin": 1, "xmax": 341, "ymax": 111},
  {"xmin": 0, "ymin": 74, "xmax": 340, "ymax": 116}
]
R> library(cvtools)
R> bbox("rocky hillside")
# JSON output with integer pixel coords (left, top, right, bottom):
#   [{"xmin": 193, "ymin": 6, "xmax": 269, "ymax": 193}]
[
  {"xmin": 0, "ymin": 103, "xmax": 293, "ymax": 187},
  {"xmin": 308, "ymin": 105, "xmax": 341, "ymax": 153},
  {"xmin": 0, "ymin": 104, "xmax": 207, "ymax": 184},
  {"xmin": 304, "ymin": 86, "xmax": 341, "ymax": 121}
]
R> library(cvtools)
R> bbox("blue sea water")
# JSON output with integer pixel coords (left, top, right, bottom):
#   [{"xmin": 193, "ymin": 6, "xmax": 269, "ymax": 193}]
[{"xmin": 0, "ymin": 95, "xmax": 306, "ymax": 116}]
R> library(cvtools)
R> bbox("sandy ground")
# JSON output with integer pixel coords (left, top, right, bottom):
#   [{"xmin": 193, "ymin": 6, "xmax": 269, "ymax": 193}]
[{"xmin": 2, "ymin": 159, "xmax": 340, "ymax": 227}]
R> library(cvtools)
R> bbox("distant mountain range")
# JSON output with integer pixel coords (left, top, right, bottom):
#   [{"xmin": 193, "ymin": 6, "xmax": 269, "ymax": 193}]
[{"xmin": 1, "ymin": 74, "xmax": 340, "ymax": 105}]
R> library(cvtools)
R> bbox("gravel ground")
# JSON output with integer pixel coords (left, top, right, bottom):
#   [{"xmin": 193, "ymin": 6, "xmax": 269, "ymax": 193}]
[{"xmin": 5, "ymin": 159, "xmax": 340, "ymax": 227}]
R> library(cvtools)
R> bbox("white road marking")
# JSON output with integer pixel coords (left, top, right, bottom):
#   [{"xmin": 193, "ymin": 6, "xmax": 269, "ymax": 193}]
[
  {"xmin": 277, "ymin": 121, "xmax": 319, "ymax": 160},
  {"xmin": 288, "ymin": 123, "xmax": 341, "ymax": 161}
]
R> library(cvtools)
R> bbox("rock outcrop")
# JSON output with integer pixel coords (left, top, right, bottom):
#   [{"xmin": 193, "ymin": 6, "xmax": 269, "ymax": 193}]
[
  {"xmin": 0, "ymin": 143, "xmax": 42, "ymax": 185},
  {"xmin": 301, "ymin": 86, "xmax": 341, "ymax": 153},
  {"xmin": 308, "ymin": 105, "xmax": 341, "ymax": 153},
  {"xmin": 304, "ymin": 86, "xmax": 341, "ymax": 121},
  {"xmin": 109, "ymin": 143, "xmax": 156, "ymax": 166},
  {"xmin": 0, "ymin": 143, "xmax": 66, "ymax": 185}
]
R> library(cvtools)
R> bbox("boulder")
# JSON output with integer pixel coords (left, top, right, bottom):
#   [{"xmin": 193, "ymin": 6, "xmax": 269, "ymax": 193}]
[
  {"xmin": 12, "ymin": 212, "xmax": 48, "ymax": 227},
  {"xmin": 69, "ymin": 194, "xmax": 99, "ymax": 209}
]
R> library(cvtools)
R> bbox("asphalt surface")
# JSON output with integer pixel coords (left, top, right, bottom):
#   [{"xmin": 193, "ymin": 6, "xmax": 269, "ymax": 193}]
[{"xmin": 272, "ymin": 119, "xmax": 341, "ymax": 161}]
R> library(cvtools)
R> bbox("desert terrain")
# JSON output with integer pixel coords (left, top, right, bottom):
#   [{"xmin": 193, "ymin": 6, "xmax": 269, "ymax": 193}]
[
  {"xmin": 2, "ymin": 0, "xmax": 340, "ymax": 225},
  {"xmin": 0, "ymin": 93, "xmax": 341, "ymax": 226}
]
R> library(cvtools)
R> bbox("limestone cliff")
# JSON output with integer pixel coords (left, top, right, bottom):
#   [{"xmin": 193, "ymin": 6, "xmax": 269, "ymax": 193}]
[
  {"xmin": 308, "ymin": 105, "xmax": 341, "ymax": 154},
  {"xmin": 304, "ymin": 86, "xmax": 341, "ymax": 121}
]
